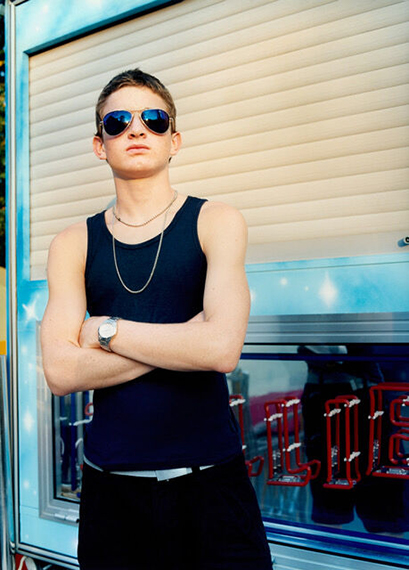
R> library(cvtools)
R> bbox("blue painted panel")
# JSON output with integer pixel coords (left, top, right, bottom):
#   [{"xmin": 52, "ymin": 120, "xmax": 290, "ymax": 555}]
[
  {"xmin": 16, "ymin": 0, "xmax": 183, "ymax": 54},
  {"xmin": 20, "ymin": 506, "xmax": 78, "ymax": 559},
  {"xmin": 247, "ymin": 253, "xmax": 409, "ymax": 316},
  {"xmin": 14, "ymin": 51, "xmax": 30, "ymax": 284},
  {"xmin": 17, "ymin": 282, "xmax": 48, "ymax": 510}
]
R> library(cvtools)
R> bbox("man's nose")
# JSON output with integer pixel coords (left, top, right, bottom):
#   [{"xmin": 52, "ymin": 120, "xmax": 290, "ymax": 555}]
[{"xmin": 127, "ymin": 113, "xmax": 146, "ymax": 137}]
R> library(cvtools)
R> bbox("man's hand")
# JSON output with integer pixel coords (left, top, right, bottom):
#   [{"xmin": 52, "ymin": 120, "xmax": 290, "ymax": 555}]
[{"xmin": 79, "ymin": 316, "xmax": 108, "ymax": 349}]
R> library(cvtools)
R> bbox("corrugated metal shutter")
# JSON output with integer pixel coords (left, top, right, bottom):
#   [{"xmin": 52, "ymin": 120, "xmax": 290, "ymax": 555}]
[{"xmin": 29, "ymin": 0, "xmax": 409, "ymax": 280}]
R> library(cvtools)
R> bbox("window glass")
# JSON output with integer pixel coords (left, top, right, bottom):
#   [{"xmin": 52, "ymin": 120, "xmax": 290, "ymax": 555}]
[
  {"xmin": 227, "ymin": 345, "xmax": 409, "ymax": 547},
  {"xmin": 53, "ymin": 391, "xmax": 93, "ymax": 501}
]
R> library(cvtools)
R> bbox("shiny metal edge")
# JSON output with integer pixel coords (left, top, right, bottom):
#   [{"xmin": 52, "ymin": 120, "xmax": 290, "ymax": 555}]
[
  {"xmin": 245, "ymin": 312, "xmax": 409, "ymax": 345},
  {"xmin": 6, "ymin": 0, "xmax": 20, "ymax": 556}
]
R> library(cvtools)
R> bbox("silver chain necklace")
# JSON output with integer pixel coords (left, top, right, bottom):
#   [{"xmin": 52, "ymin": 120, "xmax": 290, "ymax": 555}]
[
  {"xmin": 113, "ymin": 191, "xmax": 178, "ymax": 227},
  {"xmin": 111, "ymin": 190, "xmax": 178, "ymax": 294}
]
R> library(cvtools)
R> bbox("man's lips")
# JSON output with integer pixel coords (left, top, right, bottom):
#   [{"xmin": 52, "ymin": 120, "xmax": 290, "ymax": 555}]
[{"xmin": 126, "ymin": 144, "xmax": 149, "ymax": 151}]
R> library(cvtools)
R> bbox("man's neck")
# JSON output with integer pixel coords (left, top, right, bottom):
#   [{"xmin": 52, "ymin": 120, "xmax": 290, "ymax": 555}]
[{"xmin": 113, "ymin": 172, "xmax": 176, "ymax": 225}]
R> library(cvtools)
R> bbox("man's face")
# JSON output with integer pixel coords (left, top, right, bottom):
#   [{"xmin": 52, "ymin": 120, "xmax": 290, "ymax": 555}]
[{"xmin": 93, "ymin": 85, "xmax": 181, "ymax": 179}]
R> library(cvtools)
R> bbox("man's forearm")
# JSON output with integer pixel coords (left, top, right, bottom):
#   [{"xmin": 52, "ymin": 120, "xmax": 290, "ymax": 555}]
[
  {"xmin": 43, "ymin": 340, "xmax": 153, "ymax": 396},
  {"xmin": 109, "ymin": 319, "xmax": 242, "ymax": 374}
]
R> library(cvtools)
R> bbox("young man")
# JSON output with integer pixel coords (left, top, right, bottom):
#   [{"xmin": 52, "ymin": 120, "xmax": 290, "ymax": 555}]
[{"xmin": 41, "ymin": 69, "xmax": 271, "ymax": 570}]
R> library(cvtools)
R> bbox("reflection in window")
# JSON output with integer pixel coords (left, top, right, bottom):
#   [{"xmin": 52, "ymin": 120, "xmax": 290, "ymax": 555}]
[
  {"xmin": 53, "ymin": 391, "xmax": 93, "ymax": 501},
  {"xmin": 227, "ymin": 346, "xmax": 409, "ymax": 545}
]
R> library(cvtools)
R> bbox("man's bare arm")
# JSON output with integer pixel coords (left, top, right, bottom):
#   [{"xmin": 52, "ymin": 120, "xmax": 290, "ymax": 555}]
[
  {"xmin": 41, "ymin": 223, "xmax": 154, "ymax": 396},
  {"xmin": 79, "ymin": 203, "xmax": 250, "ymax": 373}
]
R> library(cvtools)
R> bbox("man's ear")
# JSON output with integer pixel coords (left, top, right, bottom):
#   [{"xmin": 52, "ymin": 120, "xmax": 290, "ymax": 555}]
[
  {"xmin": 93, "ymin": 135, "xmax": 107, "ymax": 161},
  {"xmin": 169, "ymin": 131, "xmax": 182, "ymax": 159}
]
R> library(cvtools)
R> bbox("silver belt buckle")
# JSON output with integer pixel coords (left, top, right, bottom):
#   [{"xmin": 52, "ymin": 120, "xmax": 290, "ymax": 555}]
[{"xmin": 156, "ymin": 467, "xmax": 192, "ymax": 481}]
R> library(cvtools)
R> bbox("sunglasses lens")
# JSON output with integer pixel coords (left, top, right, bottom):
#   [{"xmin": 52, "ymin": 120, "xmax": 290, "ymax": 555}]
[
  {"xmin": 103, "ymin": 110, "xmax": 132, "ymax": 136},
  {"xmin": 141, "ymin": 109, "xmax": 170, "ymax": 134}
]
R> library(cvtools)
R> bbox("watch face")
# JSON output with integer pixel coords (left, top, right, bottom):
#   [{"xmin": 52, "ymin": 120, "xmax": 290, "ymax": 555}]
[{"xmin": 100, "ymin": 322, "xmax": 115, "ymax": 338}]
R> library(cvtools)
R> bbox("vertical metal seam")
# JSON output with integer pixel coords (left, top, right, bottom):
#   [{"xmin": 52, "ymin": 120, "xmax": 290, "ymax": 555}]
[{"xmin": 6, "ymin": 0, "xmax": 20, "ymax": 555}]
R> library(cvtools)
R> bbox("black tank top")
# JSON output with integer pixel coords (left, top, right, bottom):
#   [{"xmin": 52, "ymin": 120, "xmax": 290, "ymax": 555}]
[{"xmin": 84, "ymin": 196, "xmax": 242, "ymax": 470}]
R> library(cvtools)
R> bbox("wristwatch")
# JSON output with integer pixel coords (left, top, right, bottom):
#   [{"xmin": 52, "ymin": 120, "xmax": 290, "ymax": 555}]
[{"xmin": 98, "ymin": 316, "xmax": 120, "ymax": 351}]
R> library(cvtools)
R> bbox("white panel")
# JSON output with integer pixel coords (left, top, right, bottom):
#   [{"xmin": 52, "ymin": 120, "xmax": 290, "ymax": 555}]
[{"xmin": 29, "ymin": 0, "xmax": 409, "ymax": 279}]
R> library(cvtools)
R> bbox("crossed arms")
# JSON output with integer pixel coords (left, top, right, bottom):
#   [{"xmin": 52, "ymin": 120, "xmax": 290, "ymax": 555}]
[{"xmin": 41, "ymin": 202, "xmax": 250, "ymax": 397}]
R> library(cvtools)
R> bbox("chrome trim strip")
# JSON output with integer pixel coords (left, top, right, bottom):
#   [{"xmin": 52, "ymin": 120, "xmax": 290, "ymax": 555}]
[
  {"xmin": 6, "ymin": 0, "xmax": 20, "ymax": 553},
  {"xmin": 245, "ymin": 313, "xmax": 409, "ymax": 344},
  {"xmin": 12, "ymin": 545, "xmax": 79, "ymax": 569}
]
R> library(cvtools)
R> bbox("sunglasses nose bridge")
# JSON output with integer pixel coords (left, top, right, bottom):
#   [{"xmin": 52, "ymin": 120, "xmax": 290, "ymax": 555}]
[{"xmin": 127, "ymin": 111, "xmax": 148, "ymax": 135}]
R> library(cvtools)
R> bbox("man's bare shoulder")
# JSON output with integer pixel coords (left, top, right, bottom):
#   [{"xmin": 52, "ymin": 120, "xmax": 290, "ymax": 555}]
[
  {"xmin": 200, "ymin": 200, "xmax": 247, "ymax": 228},
  {"xmin": 198, "ymin": 200, "xmax": 247, "ymax": 256},
  {"xmin": 199, "ymin": 200, "xmax": 247, "ymax": 233},
  {"xmin": 48, "ymin": 220, "xmax": 88, "ymax": 264}
]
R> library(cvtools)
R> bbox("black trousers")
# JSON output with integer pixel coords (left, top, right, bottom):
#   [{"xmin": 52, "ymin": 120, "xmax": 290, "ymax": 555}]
[{"xmin": 78, "ymin": 455, "xmax": 272, "ymax": 570}]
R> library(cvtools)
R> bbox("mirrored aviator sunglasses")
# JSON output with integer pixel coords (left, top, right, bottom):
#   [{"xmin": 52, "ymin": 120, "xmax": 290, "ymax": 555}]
[{"xmin": 100, "ymin": 109, "xmax": 172, "ymax": 137}]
